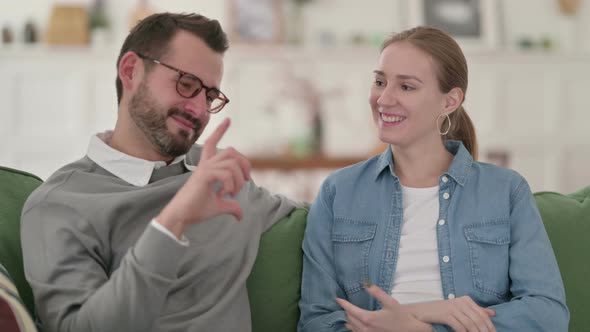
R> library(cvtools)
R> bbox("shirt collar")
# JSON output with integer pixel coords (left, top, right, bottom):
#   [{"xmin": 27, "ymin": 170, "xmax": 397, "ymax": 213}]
[
  {"xmin": 375, "ymin": 146, "xmax": 394, "ymax": 179},
  {"xmin": 374, "ymin": 140, "xmax": 473, "ymax": 186},
  {"xmin": 86, "ymin": 131, "xmax": 195, "ymax": 186},
  {"xmin": 442, "ymin": 140, "xmax": 473, "ymax": 186}
]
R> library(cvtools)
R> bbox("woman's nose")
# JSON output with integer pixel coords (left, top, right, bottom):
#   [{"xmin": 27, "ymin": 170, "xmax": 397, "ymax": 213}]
[{"xmin": 377, "ymin": 87, "xmax": 398, "ymax": 107}]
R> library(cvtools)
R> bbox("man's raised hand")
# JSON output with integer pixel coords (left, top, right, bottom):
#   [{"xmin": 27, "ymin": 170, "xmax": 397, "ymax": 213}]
[{"xmin": 156, "ymin": 118, "xmax": 252, "ymax": 239}]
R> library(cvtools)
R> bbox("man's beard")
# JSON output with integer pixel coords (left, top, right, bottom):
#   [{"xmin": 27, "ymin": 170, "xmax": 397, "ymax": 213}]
[{"xmin": 128, "ymin": 80, "xmax": 202, "ymax": 158}]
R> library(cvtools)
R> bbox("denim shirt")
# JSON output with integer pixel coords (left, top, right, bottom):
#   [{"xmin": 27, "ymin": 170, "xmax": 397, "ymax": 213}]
[{"xmin": 298, "ymin": 141, "xmax": 568, "ymax": 332}]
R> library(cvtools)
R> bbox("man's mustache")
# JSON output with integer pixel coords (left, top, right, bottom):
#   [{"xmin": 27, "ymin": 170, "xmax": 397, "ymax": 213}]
[{"xmin": 168, "ymin": 108, "xmax": 202, "ymax": 133}]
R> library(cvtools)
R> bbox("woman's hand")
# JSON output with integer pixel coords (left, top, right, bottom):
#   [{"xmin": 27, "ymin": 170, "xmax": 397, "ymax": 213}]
[
  {"xmin": 405, "ymin": 296, "xmax": 496, "ymax": 332},
  {"xmin": 336, "ymin": 284, "xmax": 432, "ymax": 332}
]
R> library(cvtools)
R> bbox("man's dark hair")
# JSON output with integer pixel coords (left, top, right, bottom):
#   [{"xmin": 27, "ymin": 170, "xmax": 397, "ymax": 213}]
[{"xmin": 115, "ymin": 12, "xmax": 229, "ymax": 104}]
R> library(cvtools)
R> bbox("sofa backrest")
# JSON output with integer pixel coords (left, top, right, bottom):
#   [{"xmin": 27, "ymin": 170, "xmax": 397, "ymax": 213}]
[
  {"xmin": 1, "ymin": 163, "xmax": 588, "ymax": 332},
  {"xmin": 0, "ymin": 167, "xmax": 42, "ymax": 317},
  {"xmin": 248, "ymin": 188, "xmax": 590, "ymax": 332},
  {"xmin": 534, "ymin": 186, "xmax": 590, "ymax": 332},
  {"xmin": 247, "ymin": 208, "xmax": 307, "ymax": 332}
]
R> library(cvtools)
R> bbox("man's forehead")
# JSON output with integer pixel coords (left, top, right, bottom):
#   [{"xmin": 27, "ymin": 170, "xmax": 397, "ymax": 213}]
[{"xmin": 166, "ymin": 32, "xmax": 224, "ymax": 85}]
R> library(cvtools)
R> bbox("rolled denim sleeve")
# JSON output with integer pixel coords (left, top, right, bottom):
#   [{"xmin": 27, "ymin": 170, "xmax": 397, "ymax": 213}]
[
  {"xmin": 487, "ymin": 179, "xmax": 569, "ymax": 331},
  {"xmin": 298, "ymin": 181, "xmax": 349, "ymax": 332}
]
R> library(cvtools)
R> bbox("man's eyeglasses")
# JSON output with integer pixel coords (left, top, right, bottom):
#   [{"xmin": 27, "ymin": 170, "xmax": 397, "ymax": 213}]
[{"xmin": 135, "ymin": 52, "xmax": 229, "ymax": 113}]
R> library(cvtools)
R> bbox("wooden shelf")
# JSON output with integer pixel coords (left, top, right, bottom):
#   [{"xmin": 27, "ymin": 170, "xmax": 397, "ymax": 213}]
[
  {"xmin": 249, "ymin": 156, "xmax": 364, "ymax": 170},
  {"xmin": 4, "ymin": 45, "xmax": 589, "ymax": 63}
]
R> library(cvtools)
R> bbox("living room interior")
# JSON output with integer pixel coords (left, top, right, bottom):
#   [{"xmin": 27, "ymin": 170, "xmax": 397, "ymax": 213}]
[
  {"xmin": 1, "ymin": 0, "xmax": 589, "ymax": 201},
  {"xmin": 0, "ymin": 0, "xmax": 589, "ymax": 331}
]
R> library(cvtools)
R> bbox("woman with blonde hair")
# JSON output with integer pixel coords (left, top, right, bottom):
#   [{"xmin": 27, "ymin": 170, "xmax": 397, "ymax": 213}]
[{"xmin": 298, "ymin": 26, "xmax": 568, "ymax": 332}]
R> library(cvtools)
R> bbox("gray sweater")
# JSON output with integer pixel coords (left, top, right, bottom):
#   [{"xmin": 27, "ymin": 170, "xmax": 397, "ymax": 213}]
[{"xmin": 21, "ymin": 145, "xmax": 300, "ymax": 332}]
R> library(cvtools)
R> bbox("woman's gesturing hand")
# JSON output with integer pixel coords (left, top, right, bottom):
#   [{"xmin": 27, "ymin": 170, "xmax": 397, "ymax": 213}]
[
  {"xmin": 405, "ymin": 296, "xmax": 496, "ymax": 332},
  {"xmin": 336, "ymin": 284, "xmax": 432, "ymax": 332}
]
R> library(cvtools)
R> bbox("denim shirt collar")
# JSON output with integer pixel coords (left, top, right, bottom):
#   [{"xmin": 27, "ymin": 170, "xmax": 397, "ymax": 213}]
[{"xmin": 374, "ymin": 140, "xmax": 473, "ymax": 186}]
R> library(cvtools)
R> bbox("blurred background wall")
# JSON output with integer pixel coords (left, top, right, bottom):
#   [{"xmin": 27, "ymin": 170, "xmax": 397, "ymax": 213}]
[{"xmin": 1, "ymin": 0, "xmax": 589, "ymax": 201}]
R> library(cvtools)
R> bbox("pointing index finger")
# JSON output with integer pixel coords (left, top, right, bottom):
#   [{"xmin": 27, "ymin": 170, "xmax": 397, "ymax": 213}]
[{"xmin": 202, "ymin": 118, "xmax": 230, "ymax": 160}]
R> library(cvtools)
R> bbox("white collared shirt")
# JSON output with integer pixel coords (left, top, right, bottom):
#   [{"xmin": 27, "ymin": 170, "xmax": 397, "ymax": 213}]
[
  {"xmin": 86, "ymin": 131, "xmax": 191, "ymax": 246},
  {"xmin": 87, "ymin": 132, "xmax": 195, "ymax": 186}
]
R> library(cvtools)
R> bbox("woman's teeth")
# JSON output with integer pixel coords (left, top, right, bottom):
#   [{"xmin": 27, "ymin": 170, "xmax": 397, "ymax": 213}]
[{"xmin": 381, "ymin": 113, "xmax": 405, "ymax": 123}]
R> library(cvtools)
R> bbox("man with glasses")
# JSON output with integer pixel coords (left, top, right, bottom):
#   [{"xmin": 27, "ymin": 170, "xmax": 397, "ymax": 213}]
[{"xmin": 21, "ymin": 13, "xmax": 301, "ymax": 332}]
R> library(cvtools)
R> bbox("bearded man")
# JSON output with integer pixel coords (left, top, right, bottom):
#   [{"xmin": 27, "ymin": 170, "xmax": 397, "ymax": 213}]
[{"xmin": 21, "ymin": 12, "xmax": 301, "ymax": 332}]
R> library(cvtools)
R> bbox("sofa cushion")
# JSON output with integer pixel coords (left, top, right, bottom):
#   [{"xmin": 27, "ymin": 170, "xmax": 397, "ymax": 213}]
[
  {"xmin": 247, "ymin": 208, "xmax": 308, "ymax": 332},
  {"xmin": 0, "ymin": 166, "xmax": 43, "ymax": 316},
  {"xmin": 0, "ymin": 264, "xmax": 38, "ymax": 332},
  {"xmin": 534, "ymin": 186, "xmax": 590, "ymax": 332}
]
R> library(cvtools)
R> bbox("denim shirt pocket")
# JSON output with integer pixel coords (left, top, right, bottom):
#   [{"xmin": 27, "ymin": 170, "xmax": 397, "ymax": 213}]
[
  {"xmin": 331, "ymin": 219, "xmax": 377, "ymax": 296},
  {"xmin": 464, "ymin": 220, "xmax": 511, "ymax": 299}
]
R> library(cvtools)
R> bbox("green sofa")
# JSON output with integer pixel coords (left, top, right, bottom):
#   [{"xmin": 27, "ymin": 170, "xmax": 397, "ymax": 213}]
[{"xmin": 0, "ymin": 165, "xmax": 588, "ymax": 331}]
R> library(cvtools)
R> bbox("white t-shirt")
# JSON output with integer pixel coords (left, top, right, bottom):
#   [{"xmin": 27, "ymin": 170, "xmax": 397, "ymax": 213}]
[{"xmin": 390, "ymin": 185, "xmax": 444, "ymax": 304}]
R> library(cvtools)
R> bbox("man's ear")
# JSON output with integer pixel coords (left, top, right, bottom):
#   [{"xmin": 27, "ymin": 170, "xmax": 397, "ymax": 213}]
[
  {"xmin": 443, "ymin": 87, "xmax": 464, "ymax": 114},
  {"xmin": 118, "ymin": 51, "xmax": 143, "ymax": 92}
]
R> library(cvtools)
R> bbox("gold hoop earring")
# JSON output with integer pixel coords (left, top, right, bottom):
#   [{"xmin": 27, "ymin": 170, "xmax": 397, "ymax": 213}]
[{"xmin": 437, "ymin": 113, "xmax": 451, "ymax": 135}]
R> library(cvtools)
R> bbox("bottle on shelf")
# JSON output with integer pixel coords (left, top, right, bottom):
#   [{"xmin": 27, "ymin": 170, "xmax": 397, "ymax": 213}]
[
  {"xmin": 89, "ymin": 0, "xmax": 109, "ymax": 30},
  {"xmin": 89, "ymin": 0, "xmax": 110, "ymax": 47},
  {"xmin": 23, "ymin": 20, "xmax": 39, "ymax": 43},
  {"xmin": 2, "ymin": 25, "xmax": 14, "ymax": 45}
]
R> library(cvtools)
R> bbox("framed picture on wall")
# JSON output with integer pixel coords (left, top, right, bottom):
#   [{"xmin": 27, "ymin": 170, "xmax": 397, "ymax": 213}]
[
  {"xmin": 227, "ymin": 0, "xmax": 285, "ymax": 44},
  {"xmin": 408, "ymin": 0, "xmax": 499, "ymax": 52}
]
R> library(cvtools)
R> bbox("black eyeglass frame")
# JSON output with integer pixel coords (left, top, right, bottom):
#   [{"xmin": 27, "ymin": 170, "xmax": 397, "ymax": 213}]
[{"xmin": 135, "ymin": 52, "xmax": 229, "ymax": 113}]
